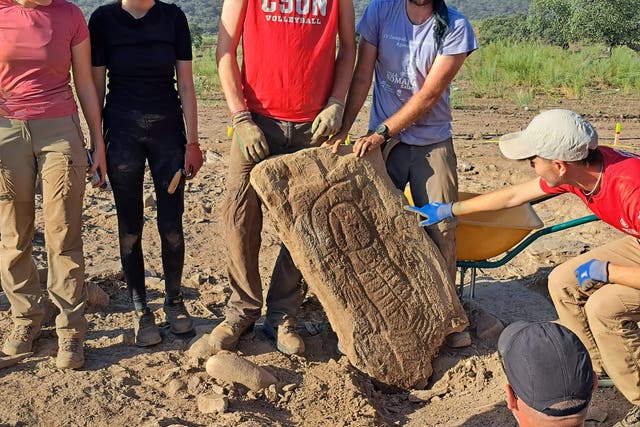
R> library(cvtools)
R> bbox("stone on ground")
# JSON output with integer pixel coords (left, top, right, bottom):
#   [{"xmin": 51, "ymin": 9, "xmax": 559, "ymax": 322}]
[
  {"xmin": 250, "ymin": 146, "xmax": 467, "ymax": 388},
  {"xmin": 205, "ymin": 351, "xmax": 277, "ymax": 392}
]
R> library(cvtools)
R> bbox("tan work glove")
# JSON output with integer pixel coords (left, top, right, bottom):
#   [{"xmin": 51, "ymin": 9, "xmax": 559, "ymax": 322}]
[
  {"xmin": 232, "ymin": 111, "xmax": 269, "ymax": 163},
  {"xmin": 311, "ymin": 97, "xmax": 344, "ymax": 144}
]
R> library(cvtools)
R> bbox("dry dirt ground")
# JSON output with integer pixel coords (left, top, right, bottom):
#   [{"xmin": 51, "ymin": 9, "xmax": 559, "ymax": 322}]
[{"xmin": 0, "ymin": 94, "xmax": 639, "ymax": 426}]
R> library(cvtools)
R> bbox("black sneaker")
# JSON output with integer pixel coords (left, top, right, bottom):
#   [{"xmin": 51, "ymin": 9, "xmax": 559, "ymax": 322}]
[
  {"xmin": 163, "ymin": 298, "xmax": 194, "ymax": 334},
  {"xmin": 134, "ymin": 309, "xmax": 162, "ymax": 347}
]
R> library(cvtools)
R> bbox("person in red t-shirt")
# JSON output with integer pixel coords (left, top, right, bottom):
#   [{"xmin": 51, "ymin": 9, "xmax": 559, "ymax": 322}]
[
  {"xmin": 209, "ymin": 0, "xmax": 356, "ymax": 356},
  {"xmin": 406, "ymin": 109, "xmax": 640, "ymax": 426},
  {"xmin": 0, "ymin": 0, "xmax": 106, "ymax": 369}
]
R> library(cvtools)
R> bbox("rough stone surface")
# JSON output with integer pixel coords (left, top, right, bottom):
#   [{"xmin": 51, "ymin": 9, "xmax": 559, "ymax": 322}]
[
  {"xmin": 205, "ymin": 351, "xmax": 277, "ymax": 392},
  {"xmin": 196, "ymin": 393, "xmax": 228, "ymax": 414},
  {"xmin": 186, "ymin": 333, "xmax": 214, "ymax": 362},
  {"xmin": 250, "ymin": 147, "xmax": 468, "ymax": 388}
]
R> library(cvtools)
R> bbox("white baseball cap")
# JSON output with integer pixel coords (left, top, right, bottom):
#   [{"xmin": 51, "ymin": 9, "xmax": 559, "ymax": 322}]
[{"xmin": 499, "ymin": 109, "xmax": 598, "ymax": 161}]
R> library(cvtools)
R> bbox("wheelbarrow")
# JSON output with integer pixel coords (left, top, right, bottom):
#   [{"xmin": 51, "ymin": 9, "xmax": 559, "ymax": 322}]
[{"xmin": 405, "ymin": 190, "xmax": 600, "ymax": 299}]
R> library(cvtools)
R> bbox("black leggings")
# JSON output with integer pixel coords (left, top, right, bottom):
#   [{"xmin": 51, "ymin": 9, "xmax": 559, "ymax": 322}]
[{"xmin": 104, "ymin": 107, "xmax": 186, "ymax": 311}]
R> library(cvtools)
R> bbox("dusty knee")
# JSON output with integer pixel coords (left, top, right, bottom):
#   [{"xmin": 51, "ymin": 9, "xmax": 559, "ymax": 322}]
[
  {"xmin": 162, "ymin": 230, "xmax": 183, "ymax": 250},
  {"xmin": 120, "ymin": 233, "xmax": 141, "ymax": 255},
  {"xmin": 584, "ymin": 290, "xmax": 626, "ymax": 320},
  {"xmin": 548, "ymin": 263, "xmax": 576, "ymax": 299}
]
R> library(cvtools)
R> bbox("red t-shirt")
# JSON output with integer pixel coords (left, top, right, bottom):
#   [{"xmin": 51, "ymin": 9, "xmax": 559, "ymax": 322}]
[
  {"xmin": 0, "ymin": 0, "xmax": 88, "ymax": 120},
  {"xmin": 540, "ymin": 147, "xmax": 640, "ymax": 237},
  {"xmin": 241, "ymin": 0, "xmax": 339, "ymax": 122}
]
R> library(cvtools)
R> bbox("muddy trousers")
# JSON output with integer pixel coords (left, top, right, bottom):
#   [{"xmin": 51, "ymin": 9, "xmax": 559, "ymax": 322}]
[
  {"xmin": 104, "ymin": 107, "xmax": 186, "ymax": 311},
  {"xmin": 0, "ymin": 116, "xmax": 88, "ymax": 335},
  {"xmin": 548, "ymin": 235, "xmax": 640, "ymax": 405},
  {"xmin": 223, "ymin": 113, "xmax": 313, "ymax": 325},
  {"xmin": 385, "ymin": 138, "xmax": 459, "ymax": 282}
]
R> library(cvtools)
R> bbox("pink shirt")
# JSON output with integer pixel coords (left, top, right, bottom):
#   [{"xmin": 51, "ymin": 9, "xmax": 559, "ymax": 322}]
[
  {"xmin": 540, "ymin": 147, "xmax": 640, "ymax": 237},
  {"xmin": 0, "ymin": 0, "xmax": 88, "ymax": 120}
]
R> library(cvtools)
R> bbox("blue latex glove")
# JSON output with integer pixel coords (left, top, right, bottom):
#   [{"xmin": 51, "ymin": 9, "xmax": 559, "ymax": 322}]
[
  {"xmin": 403, "ymin": 202, "xmax": 454, "ymax": 226},
  {"xmin": 574, "ymin": 259, "xmax": 609, "ymax": 291}
]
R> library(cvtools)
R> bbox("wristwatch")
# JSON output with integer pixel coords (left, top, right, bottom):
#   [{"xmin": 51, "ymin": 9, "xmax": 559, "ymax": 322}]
[{"xmin": 375, "ymin": 123, "xmax": 390, "ymax": 141}]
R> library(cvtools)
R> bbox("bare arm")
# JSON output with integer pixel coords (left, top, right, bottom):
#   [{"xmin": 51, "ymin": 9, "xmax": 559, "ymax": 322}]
[
  {"xmin": 384, "ymin": 53, "xmax": 468, "ymax": 136},
  {"xmin": 353, "ymin": 52, "xmax": 468, "ymax": 157},
  {"xmin": 324, "ymin": 38, "xmax": 377, "ymax": 152},
  {"xmin": 71, "ymin": 38, "xmax": 106, "ymax": 186},
  {"xmin": 452, "ymin": 178, "xmax": 547, "ymax": 216},
  {"xmin": 177, "ymin": 59, "xmax": 203, "ymax": 177},
  {"xmin": 176, "ymin": 60, "xmax": 198, "ymax": 146},
  {"xmin": 607, "ymin": 265, "xmax": 640, "ymax": 290},
  {"xmin": 91, "ymin": 66, "xmax": 106, "ymax": 108},
  {"xmin": 216, "ymin": 0, "xmax": 248, "ymax": 114},
  {"xmin": 329, "ymin": 0, "xmax": 356, "ymax": 102}
]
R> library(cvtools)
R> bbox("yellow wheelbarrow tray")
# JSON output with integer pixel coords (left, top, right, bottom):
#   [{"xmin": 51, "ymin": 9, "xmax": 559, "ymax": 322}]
[{"xmin": 455, "ymin": 193, "xmax": 599, "ymax": 299}]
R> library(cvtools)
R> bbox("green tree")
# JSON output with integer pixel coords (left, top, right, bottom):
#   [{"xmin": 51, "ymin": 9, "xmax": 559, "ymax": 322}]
[
  {"xmin": 190, "ymin": 23, "xmax": 204, "ymax": 48},
  {"xmin": 477, "ymin": 13, "xmax": 530, "ymax": 45},
  {"xmin": 570, "ymin": 0, "xmax": 640, "ymax": 52},
  {"xmin": 528, "ymin": 0, "xmax": 573, "ymax": 48}
]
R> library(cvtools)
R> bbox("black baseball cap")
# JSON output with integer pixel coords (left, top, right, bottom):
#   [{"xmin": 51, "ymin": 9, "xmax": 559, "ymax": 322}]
[{"xmin": 498, "ymin": 321, "xmax": 595, "ymax": 417}]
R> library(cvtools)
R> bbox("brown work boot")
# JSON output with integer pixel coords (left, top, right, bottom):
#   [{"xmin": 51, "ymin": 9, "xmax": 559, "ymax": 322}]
[
  {"xmin": 207, "ymin": 318, "xmax": 254, "ymax": 352},
  {"xmin": 134, "ymin": 309, "xmax": 162, "ymax": 347},
  {"xmin": 163, "ymin": 298, "xmax": 194, "ymax": 334},
  {"xmin": 262, "ymin": 316, "xmax": 305, "ymax": 355},
  {"xmin": 445, "ymin": 330, "xmax": 472, "ymax": 348},
  {"xmin": 56, "ymin": 334, "xmax": 84, "ymax": 369},
  {"xmin": 2, "ymin": 323, "xmax": 40, "ymax": 356}
]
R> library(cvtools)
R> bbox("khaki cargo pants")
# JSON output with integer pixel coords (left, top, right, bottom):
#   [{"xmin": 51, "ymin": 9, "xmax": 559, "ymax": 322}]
[
  {"xmin": 549, "ymin": 235, "xmax": 640, "ymax": 405},
  {"xmin": 223, "ymin": 113, "xmax": 313, "ymax": 325},
  {"xmin": 0, "ymin": 115, "xmax": 88, "ymax": 335},
  {"xmin": 385, "ymin": 137, "xmax": 459, "ymax": 282}
]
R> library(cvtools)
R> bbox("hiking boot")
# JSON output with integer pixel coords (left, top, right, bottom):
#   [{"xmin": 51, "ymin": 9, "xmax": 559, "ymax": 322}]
[
  {"xmin": 208, "ymin": 318, "xmax": 254, "ymax": 352},
  {"xmin": 164, "ymin": 298, "xmax": 194, "ymax": 334},
  {"xmin": 2, "ymin": 324, "xmax": 40, "ymax": 356},
  {"xmin": 134, "ymin": 309, "xmax": 162, "ymax": 347},
  {"xmin": 614, "ymin": 406, "xmax": 640, "ymax": 427},
  {"xmin": 263, "ymin": 317, "xmax": 305, "ymax": 355},
  {"xmin": 56, "ymin": 335, "xmax": 84, "ymax": 369},
  {"xmin": 445, "ymin": 330, "xmax": 472, "ymax": 348}
]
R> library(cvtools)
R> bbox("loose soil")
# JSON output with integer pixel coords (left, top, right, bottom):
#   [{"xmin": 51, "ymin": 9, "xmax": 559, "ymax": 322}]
[{"xmin": 1, "ymin": 94, "xmax": 639, "ymax": 426}]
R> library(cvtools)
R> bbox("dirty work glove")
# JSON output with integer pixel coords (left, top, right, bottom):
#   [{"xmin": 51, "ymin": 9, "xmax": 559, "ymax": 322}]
[
  {"xmin": 232, "ymin": 111, "xmax": 269, "ymax": 163},
  {"xmin": 574, "ymin": 259, "xmax": 609, "ymax": 291},
  {"xmin": 311, "ymin": 97, "xmax": 344, "ymax": 144},
  {"xmin": 403, "ymin": 202, "xmax": 454, "ymax": 227}
]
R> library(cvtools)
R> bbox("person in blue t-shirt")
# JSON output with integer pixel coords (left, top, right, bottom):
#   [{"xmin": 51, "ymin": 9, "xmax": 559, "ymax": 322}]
[{"xmin": 325, "ymin": 0, "xmax": 477, "ymax": 347}]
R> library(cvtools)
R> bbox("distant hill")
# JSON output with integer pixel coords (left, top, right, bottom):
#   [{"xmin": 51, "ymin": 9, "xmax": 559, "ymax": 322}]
[{"xmin": 76, "ymin": 0, "xmax": 530, "ymax": 35}]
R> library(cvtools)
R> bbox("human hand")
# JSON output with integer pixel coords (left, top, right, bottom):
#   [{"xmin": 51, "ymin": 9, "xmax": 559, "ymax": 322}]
[
  {"xmin": 404, "ymin": 202, "xmax": 454, "ymax": 226},
  {"xmin": 87, "ymin": 141, "xmax": 106, "ymax": 188},
  {"xmin": 232, "ymin": 111, "xmax": 269, "ymax": 163},
  {"xmin": 184, "ymin": 143, "xmax": 203, "ymax": 178},
  {"xmin": 353, "ymin": 132, "xmax": 385, "ymax": 158},
  {"xmin": 322, "ymin": 131, "xmax": 350, "ymax": 154},
  {"xmin": 311, "ymin": 97, "xmax": 344, "ymax": 144},
  {"xmin": 574, "ymin": 259, "xmax": 609, "ymax": 291}
]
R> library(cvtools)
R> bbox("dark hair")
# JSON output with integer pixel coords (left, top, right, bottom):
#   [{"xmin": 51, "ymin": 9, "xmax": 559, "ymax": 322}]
[
  {"xmin": 574, "ymin": 148, "xmax": 602, "ymax": 166},
  {"xmin": 433, "ymin": 0, "xmax": 450, "ymax": 53}
]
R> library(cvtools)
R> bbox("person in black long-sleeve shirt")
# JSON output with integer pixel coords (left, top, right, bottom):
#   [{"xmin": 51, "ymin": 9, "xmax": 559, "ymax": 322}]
[{"xmin": 89, "ymin": 0, "xmax": 203, "ymax": 347}]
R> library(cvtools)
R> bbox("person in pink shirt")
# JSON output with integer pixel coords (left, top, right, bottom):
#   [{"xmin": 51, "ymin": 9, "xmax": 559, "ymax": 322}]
[{"xmin": 0, "ymin": 0, "xmax": 105, "ymax": 369}]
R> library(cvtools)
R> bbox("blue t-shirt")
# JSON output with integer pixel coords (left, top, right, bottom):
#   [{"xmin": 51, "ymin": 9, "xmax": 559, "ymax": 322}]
[{"xmin": 357, "ymin": 0, "xmax": 477, "ymax": 145}]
